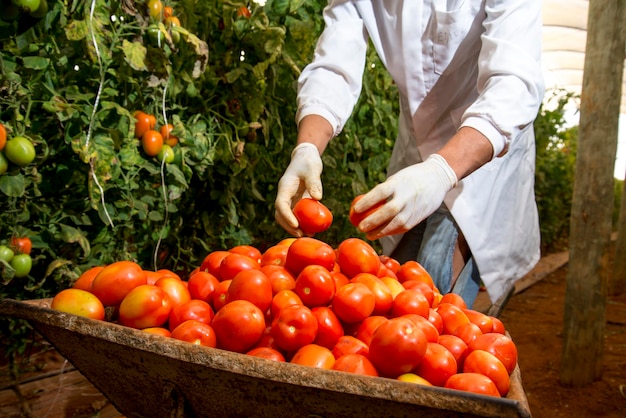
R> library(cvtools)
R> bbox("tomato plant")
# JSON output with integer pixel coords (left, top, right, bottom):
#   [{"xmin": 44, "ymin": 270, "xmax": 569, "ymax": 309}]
[
  {"xmin": 293, "ymin": 198, "xmax": 333, "ymax": 235},
  {"xmin": 51, "ymin": 288, "xmax": 105, "ymax": 321},
  {"xmin": 212, "ymin": 299, "xmax": 266, "ymax": 353}
]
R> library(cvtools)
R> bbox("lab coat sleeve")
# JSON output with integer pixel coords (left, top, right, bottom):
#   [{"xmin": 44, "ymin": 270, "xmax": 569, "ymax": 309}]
[
  {"xmin": 296, "ymin": 2, "xmax": 369, "ymax": 136},
  {"xmin": 461, "ymin": 0, "xmax": 546, "ymax": 157}
]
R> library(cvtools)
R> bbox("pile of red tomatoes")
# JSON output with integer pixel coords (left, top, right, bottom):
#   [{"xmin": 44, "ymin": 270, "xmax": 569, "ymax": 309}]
[{"xmin": 51, "ymin": 234, "xmax": 518, "ymax": 399}]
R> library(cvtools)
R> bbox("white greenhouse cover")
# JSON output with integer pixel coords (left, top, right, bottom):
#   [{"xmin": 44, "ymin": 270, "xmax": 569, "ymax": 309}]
[{"xmin": 542, "ymin": 0, "xmax": 626, "ymax": 179}]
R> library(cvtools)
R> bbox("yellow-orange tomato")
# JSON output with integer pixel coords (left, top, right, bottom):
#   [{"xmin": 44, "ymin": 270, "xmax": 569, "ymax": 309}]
[
  {"xmin": 142, "ymin": 129, "xmax": 163, "ymax": 157},
  {"xmin": 118, "ymin": 284, "xmax": 173, "ymax": 329},
  {"xmin": 164, "ymin": 15, "xmax": 180, "ymax": 28},
  {"xmin": 155, "ymin": 276, "xmax": 191, "ymax": 308},
  {"xmin": 163, "ymin": 5, "xmax": 174, "ymax": 19},
  {"xmin": 160, "ymin": 123, "xmax": 178, "ymax": 147},
  {"xmin": 51, "ymin": 288, "xmax": 105, "ymax": 321},
  {"xmin": 90, "ymin": 260, "xmax": 147, "ymax": 307},
  {"xmin": 147, "ymin": 0, "xmax": 163, "ymax": 20}
]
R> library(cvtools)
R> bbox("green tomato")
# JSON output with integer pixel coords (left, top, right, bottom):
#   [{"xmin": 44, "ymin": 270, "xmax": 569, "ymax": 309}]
[
  {"xmin": 4, "ymin": 136, "xmax": 36, "ymax": 166},
  {"xmin": 0, "ymin": 152, "xmax": 8, "ymax": 175},
  {"xmin": 10, "ymin": 253, "xmax": 32, "ymax": 278},
  {"xmin": 12, "ymin": 0, "xmax": 40, "ymax": 14},
  {"xmin": 29, "ymin": 0, "xmax": 47, "ymax": 18},
  {"xmin": 0, "ymin": 245, "xmax": 14, "ymax": 263},
  {"xmin": 157, "ymin": 144, "xmax": 175, "ymax": 164}
]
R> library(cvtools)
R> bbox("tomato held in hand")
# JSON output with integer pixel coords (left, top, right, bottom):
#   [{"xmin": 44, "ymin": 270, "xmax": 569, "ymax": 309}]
[
  {"xmin": 118, "ymin": 284, "xmax": 172, "ymax": 329},
  {"xmin": 212, "ymin": 299, "xmax": 266, "ymax": 353},
  {"xmin": 293, "ymin": 198, "xmax": 333, "ymax": 235},
  {"xmin": 349, "ymin": 195, "xmax": 385, "ymax": 228},
  {"xmin": 368, "ymin": 316, "xmax": 428, "ymax": 378},
  {"xmin": 51, "ymin": 288, "xmax": 105, "ymax": 321}
]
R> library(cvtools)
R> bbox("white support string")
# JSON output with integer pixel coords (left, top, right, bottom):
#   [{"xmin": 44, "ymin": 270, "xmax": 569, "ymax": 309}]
[{"xmin": 153, "ymin": 83, "xmax": 171, "ymax": 271}]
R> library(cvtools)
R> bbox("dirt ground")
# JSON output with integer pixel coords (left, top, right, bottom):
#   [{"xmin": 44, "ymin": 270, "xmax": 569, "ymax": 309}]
[{"xmin": 500, "ymin": 262, "xmax": 626, "ymax": 418}]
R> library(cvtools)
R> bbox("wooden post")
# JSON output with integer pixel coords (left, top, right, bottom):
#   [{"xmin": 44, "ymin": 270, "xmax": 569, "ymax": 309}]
[
  {"xmin": 560, "ymin": 0, "xmax": 625, "ymax": 387},
  {"xmin": 612, "ymin": 177, "xmax": 626, "ymax": 296}
]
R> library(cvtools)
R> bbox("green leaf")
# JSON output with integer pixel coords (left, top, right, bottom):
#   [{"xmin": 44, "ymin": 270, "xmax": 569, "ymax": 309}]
[
  {"xmin": 60, "ymin": 224, "xmax": 91, "ymax": 258},
  {"xmin": 65, "ymin": 19, "xmax": 89, "ymax": 41},
  {"xmin": 22, "ymin": 56, "xmax": 50, "ymax": 70},
  {"xmin": 122, "ymin": 39, "xmax": 148, "ymax": 71},
  {"xmin": 0, "ymin": 174, "xmax": 26, "ymax": 197}
]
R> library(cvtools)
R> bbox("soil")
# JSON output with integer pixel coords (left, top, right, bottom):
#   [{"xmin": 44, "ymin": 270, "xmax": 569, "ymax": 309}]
[{"xmin": 500, "ymin": 262, "xmax": 626, "ymax": 418}]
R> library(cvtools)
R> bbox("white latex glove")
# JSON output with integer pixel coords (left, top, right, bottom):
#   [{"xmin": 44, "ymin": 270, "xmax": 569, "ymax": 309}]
[
  {"xmin": 353, "ymin": 153, "xmax": 458, "ymax": 240},
  {"xmin": 275, "ymin": 143, "xmax": 323, "ymax": 236}
]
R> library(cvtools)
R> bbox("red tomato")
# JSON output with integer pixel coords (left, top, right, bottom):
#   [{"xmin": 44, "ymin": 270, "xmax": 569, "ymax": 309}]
[
  {"xmin": 269, "ymin": 289, "xmax": 303, "ymax": 319},
  {"xmin": 491, "ymin": 316, "xmax": 506, "ymax": 334},
  {"xmin": 51, "ymin": 288, "xmax": 105, "ymax": 321},
  {"xmin": 368, "ymin": 317, "xmax": 428, "ymax": 378},
  {"xmin": 395, "ymin": 260, "xmax": 434, "ymax": 288},
  {"xmin": 436, "ymin": 302, "xmax": 471, "ymax": 335},
  {"xmin": 444, "ymin": 373, "xmax": 501, "ymax": 397},
  {"xmin": 332, "ymin": 353, "xmax": 379, "ymax": 377},
  {"xmin": 219, "ymin": 253, "xmax": 260, "ymax": 282},
  {"xmin": 437, "ymin": 334, "xmax": 469, "ymax": 369},
  {"xmin": 452, "ymin": 322, "xmax": 483, "ymax": 346},
  {"xmin": 260, "ymin": 244, "xmax": 289, "ymax": 267},
  {"xmin": 330, "ymin": 271, "xmax": 350, "ymax": 290},
  {"xmin": 227, "ymin": 269, "xmax": 273, "ymax": 313},
  {"xmin": 350, "ymin": 273, "xmax": 393, "ymax": 316},
  {"xmin": 133, "ymin": 110, "xmax": 156, "ymax": 139},
  {"xmin": 401, "ymin": 280, "xmax": 434, "ymax": 307},
  {"xmin": 428, "ymin": 308, "xmax": 444, "ymax": 334},
  {"xmin": 199, "ymin": 250, "xmax": 230, "ymax": 279},
  {"xmin": 90, "ymin": 261, "xmax": 148, "ymax": 307},
  {"xmin": 187, "ymin": 271, "xmax": 220, "ymax": 303},
  {"xmin": 170, "ymin": 319, "xmax": 217, "ymax": 348},
  {"xmin": 284, "ymin": 237, "xmax": 336, "ymax": 276},
  {"xmin": 354, "ymin": 315, "xmax": 388, "ymax": 346},
  {"xmin": 143, "ymin": 327, "xmax": 171, "ymax": 337},
  {"xmin": 294, "ymin": 265, "xmax": 335, "ymax": 308},
  {"xmin": 390, "ymin": 288, "xmax": 430, "ymax": 319},
  {"xmin": 212, "ymin": 280, "xmax": 232, "ymax": 311},
  {"xmin": 414, "ymin": 342, "xmax": 458, "ymax": 387},
  {"xmin": 468, "ymin": 333, "xmax": 518, "ymax": 375},
  {"xmin": 311, "ymin": 306, "xmax": 344, "ymax": 350},
  {"xmin": 440, "ymin": 292, "xmax": 468, "ymax": 309},
  {"xmin": 11, "ymin": 236, "xmax": 32, "ymax": 255},
  {"xmin": 246, "ymin": 346, "xmax": 286, "ymax": 362},
  {"xmin": 400, "ymin": 314, "xmax": 440, "ymax": 343},
  {"xmin": 335, "ymin": 238, "xmax": 381, "ymax": 279},
  {"xmin": 168, "ymin": 299, "xmax": 214, "ymax": 331},
  {"xmin": 270, "ymin": 304, "xmax": 318, "ymax": 353},
  {"xmin": 463, "ymin": 349, "xmax": 510, "ymax": 396},
  {"xmin": 290, "ymin": 344, "xmax": 335, "ymax": 369},
  {"xmin": 212, "ymin": 299, "xmax": 266, "ymax": 353},
  {"xmin": 349, "ymin": 194, "xmax": 385, "ymax": 228},
  {"xmin": 229, "ymin": 245, "xmax": 262, "ymax": 264},
  {"xmin": 379, "ymin": 255, "xmax": 401, "ymax": 274},
  {"xmin": 118, "ymin": 284, "xmax": 172, "ymax": 329},
  {"xmin": 261, "ymin": 265, "xmax": 296, "ymax": 294},
  {"xmin": 155, "ymin": 276, "xmax": 191, "ymax": 308},
  {"xmin": 331, "ymin": 282, "xmax": 376, "ymax": 324},
  {"xmin": 293, "ymin": 198, "xmax": 333, "ymax": 235},
  {"xmin": 331, "ymin": 335, "xmax": 369, "ymax": 359},
  {"xmin": 72, "ymin": 266, "xmax": 105, "ymax": 291},
  {"xmin": 141, "ymin": 129, "xmax": 163, "ymax": 157}
]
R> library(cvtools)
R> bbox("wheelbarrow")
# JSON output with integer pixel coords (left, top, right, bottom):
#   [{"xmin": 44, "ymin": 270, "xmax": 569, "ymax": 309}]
[{"xmin": 0, "ymin": 298, "xmax": 532, "ymax": 418}]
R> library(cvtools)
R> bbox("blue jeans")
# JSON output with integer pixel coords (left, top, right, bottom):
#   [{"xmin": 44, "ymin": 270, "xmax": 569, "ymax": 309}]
[{"xmin": 390, "ymin": 208, "xmax": 481, "ymax": 308}]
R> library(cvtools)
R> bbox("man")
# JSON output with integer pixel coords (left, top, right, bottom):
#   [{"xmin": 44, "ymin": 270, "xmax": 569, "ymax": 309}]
[{"xmin": 275, "ymin": 0, "xmax": 545, "ymax": 307}]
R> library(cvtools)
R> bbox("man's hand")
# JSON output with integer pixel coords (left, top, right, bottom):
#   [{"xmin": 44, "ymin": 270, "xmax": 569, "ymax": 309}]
[
  {"xmin": 353, "ymin": 154, "xmax": 458, "ymax": 240},
  {"xmin": 275, "ymin": 143, "xmax": 323, "ymax": 237}
]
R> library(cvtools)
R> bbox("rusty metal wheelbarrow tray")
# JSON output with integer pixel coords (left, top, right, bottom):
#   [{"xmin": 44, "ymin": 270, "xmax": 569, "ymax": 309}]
[{"xmin": 0, "ymin": 298, "xmax": 532, "ymax": 418}]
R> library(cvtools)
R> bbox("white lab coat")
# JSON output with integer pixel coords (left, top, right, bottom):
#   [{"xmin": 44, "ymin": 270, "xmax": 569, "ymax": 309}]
[{"xmin": 296, "ymin": 0, "xmax": 545, "ymax": 303}]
